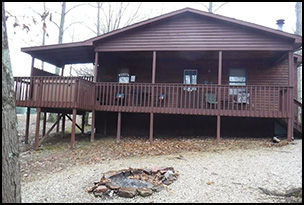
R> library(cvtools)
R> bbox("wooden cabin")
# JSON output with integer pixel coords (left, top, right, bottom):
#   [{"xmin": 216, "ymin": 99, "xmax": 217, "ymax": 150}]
[{"xmin": 14, "ymin": 8, "xmax": 302, "ymax": 149}]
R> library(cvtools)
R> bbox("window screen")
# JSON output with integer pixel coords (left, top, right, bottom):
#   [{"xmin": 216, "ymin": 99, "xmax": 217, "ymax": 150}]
[
  {"xmin": 118, "ymin": 73, "xmax": 129, "ymax": 83},
  {"xmin": 229, "ymin": 69, "xmax": 246, "ymax": 95}
]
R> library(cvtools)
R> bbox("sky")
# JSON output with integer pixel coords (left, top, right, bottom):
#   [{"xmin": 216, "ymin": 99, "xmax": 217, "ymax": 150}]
[{"xmin": 4, "ymin": 2, "xmax": 299, "ymax": 77}]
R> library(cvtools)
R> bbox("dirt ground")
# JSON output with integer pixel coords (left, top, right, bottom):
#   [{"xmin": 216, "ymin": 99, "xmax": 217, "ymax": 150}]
[{"xmin": 17, "ymin": 114, "xmax": 291, "ymax": 183}]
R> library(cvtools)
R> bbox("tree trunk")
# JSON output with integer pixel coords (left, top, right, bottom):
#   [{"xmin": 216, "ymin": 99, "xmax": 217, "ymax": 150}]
[
  {"xmin": 55, "ymin": 2, "xmax": 66, "ymax": 75},
  {"xmin": 41, "ymin": 2, "xmax": 47, "ymax": 70},
  {"xmin": 2, "ymin": 2, "xmax": 21, "ymax": 203},
  {"xmin": 295, "ymin": 2, "xmax": 302, "ymax": 103},
  {"xmin": 97, "ymin": 2, "xmax": 101, "ymax": 36}
]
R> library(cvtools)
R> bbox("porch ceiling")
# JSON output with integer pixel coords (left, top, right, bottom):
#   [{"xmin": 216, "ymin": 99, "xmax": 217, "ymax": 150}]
[{"xmin": 21, "ymin": 44, "xmax": 95, "ymax": 67}]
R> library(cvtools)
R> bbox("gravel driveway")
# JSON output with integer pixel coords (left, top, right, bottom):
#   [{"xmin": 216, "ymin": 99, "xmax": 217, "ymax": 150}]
[{"xmin": 21, "ymin": 139, "xmax": 302, "ymax": 203}]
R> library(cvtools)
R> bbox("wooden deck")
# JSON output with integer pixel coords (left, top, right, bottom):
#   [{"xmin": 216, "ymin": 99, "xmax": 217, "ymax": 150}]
[{"xmin": 14, "ymin": 76, "xmax": 295, "ymax": 119}]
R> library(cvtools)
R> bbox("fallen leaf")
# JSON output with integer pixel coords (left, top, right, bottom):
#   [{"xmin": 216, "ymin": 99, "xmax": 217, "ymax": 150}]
[{"xmin": 206, "ymin": 181, "xmax": 214, "ymax": 185}]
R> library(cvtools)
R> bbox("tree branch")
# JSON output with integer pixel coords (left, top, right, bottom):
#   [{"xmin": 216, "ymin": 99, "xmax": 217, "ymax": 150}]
[{"xmin": 213, "ymin": 2, "xmax": 229, "ymax": 13}]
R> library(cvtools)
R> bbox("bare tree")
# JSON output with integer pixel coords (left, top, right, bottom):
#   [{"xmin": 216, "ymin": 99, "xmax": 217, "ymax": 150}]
[
  {"xmin": 196, "ymin": 2, "xmax": 229, "ymax": 13},
  {"xmin": 295, "ymin": 2, "xmax": 302, "ymax": 103},
  {"xmin": 85, "ymin": 2, "xmax": 144, "ymax": 36},
  {"xmin": 2, "ymin": 2, "xmax": 21, "ymax": 203}
]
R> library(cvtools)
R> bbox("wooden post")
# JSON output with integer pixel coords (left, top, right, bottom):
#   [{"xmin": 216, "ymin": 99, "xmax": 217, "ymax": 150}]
[
  {"xmin": 30, "ymin": 57, "xmax": 35, "ymax": 76},
  {"xmin": 217, "ymin": 51, "xmax": 222, "ymax": 140},
  {"xmin": 152, "ymin": 51, "xmax": 156, "ymax": 84},
  {"xmin": 287, "ymin": 51, "xmax": 294, "ymax": 141},
  {"xmin": 71, "ymin": 109, "xmax": 77, "ymax": 149},
  {"xmin": 42, "ymin": 112, "xmax": 47, "ymax": 136},
  {"xmin": 61, "ymin": 65, "xmax": 65, "ymax": 76},
  {"xmin": 91, "ymin": 53, "xmax": 98, "ymax": 142},
  {"xmin": 94, "ymin": 52, "xmax": 99, "ymax": 82},
  {"xmin": 34, "ymin": 107, "xmax": 41, "ymax": 149},
  {"xmin": 25, "ymin": 107, "xmax": 30, "ymax": 144},
  {"xmin": 217, "ymin": 115, "xmax": 221, "ymax": 141},
  {"xmin": 62, "ymin": 114, "xmax": 65, "ymax": 137},
  {"xmin": 29, "ymin": 57, "xmax": 35, "ymax": 100},
  {"xmin": 90, "ymin": 110, "xmax": 95, "ymax": 142},
  {"xmin": 103, "ymin": 113, "xmax": 107, "ymax": 136},
  {"xmin": 56, "ymin": 113, "xmax": 60, "ymax": 133},
  {"xmin": 149, "ymin": 51, "xmax": 156, "ymax": 143},
  {"xmin": 116, "ymin": 112, "xmax": 121, "ymax": 143},
  {"xmin": 81, "ymin": 114, "xmax": 85, "ymax": 134},
  {"xmin": 149, "ymin": 113, "xmax": 154, "ymax": 143},
  {"xmin": 218, "ymin": 51, "xmax": 222, "ymax": 85}
]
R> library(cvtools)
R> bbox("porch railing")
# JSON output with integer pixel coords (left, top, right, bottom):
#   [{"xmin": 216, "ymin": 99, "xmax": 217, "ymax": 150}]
[
  {"xmin": 95, "ymin": 82, "xmax": 292, "ymax": 118},
  {"xmin": 14, "ymin": 76, "xmax": 95, "ymax": 110},
  {"xmin": 14, "ymin": 76, "xmax": 292, "ymax": 118}
]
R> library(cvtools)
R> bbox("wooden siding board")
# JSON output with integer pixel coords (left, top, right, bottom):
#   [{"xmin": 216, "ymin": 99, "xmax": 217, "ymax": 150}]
[{"xmin": 96, "ymin": 14, "xmax": 293, "ymax": 51}]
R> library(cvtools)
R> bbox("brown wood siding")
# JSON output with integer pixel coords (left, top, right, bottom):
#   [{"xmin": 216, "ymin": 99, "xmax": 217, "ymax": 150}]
[
  {"xmin": 95, "ymin": 13, "xmax": 293, "ymax": 51},
  {"xmin": 98, "ymin": 51, "xmax": 289, "ymax": 87}
]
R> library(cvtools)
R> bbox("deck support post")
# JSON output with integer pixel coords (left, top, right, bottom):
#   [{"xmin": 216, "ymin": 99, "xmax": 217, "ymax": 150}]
[
  {"xmin": 149, "ymin": 113, "xmax": 154, "ymax": 143},
  {"xmin": 42, "ymin": 112, "xmax": 47, "ymax": 136},
  {"xmin": 116, "ymin": 112, "xmax": 121, "ymax": 143},
  {"xmin": 81, "ymin": 113, "xmax": 85, "ymax": 135},
  {"xmin": 287, "ymin": 51, "xmax": 294, "ymax": 141},
  {"xmin": 104, "ymin": 113, "xmax": 107, "ymax": 136},
  {"xmin": 216, "ymin": 115, "xmax": 221, "ymax": 140},
  {"xmin": 149, "ymin": 51, "xmax": 156, "ymax": 143},
  {"xmin": 56, "ymin": 113, "xmax": 60, "ymax": 133},
  {"xmin": 91, "ymin": 110, "xmax": 95, "ymax": 142},
  {"xmin": 71, "ymin": 109, "xmax": 77, "ymax": 149},
  {"xmin": 61, "ymin": 65, "xmax": 65, "ymax": 76},
  {"xmin": 217, "ymin": 51, "xmax": 222, "ymax": 140},
  {"xmin": 62, "ymin": 114, "xmax": 65, "ymax": 137},
  {"xmin": 34, "ymin": 107, "xmax": 41, "ymax": 149},
  {"xmin": 25, "ymin": 107, "xmax": 30, "ymax": 144}
]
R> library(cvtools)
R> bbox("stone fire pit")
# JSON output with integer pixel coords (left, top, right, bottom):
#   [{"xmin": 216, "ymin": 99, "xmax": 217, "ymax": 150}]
[{"xmin": 87, "ymin": 167, "xmax": 178, "ymax": 198}]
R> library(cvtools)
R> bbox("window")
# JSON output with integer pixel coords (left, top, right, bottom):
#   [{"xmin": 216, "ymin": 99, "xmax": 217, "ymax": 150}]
[
  {"xmin": 118, "ymin": 73, "xmax": 129, "ymax": 83},
  {"xmin": 184, "ymin": 70, "xmax": 197, "ymax": 91},
  {"xmin": 229, "ymin": 69, "xmax": 246, "ymax": 95},
  {"xmin": 184, "ymin": 70, "xmax": 197, "ymax": 85}
]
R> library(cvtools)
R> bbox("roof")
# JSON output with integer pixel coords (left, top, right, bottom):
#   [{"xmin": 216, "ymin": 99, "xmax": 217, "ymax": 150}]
[{"xmin": 21, "ymin": 7, "xmax": 302, "ymax": 67}]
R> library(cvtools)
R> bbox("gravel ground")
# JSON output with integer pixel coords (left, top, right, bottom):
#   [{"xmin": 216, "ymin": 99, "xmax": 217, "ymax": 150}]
[{"xmin": 21, "ymin": 139, "xmax": 302, "ymax": 203}]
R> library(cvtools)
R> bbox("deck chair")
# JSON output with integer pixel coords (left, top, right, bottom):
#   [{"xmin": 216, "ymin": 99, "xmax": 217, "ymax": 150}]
[
  {"xmin": 205, "ymin": 92, "xmax": 217, "ymax": 105},
  {"xmin": 233, "ymin": 91, "xmax": 250, "ymax": 104}
]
